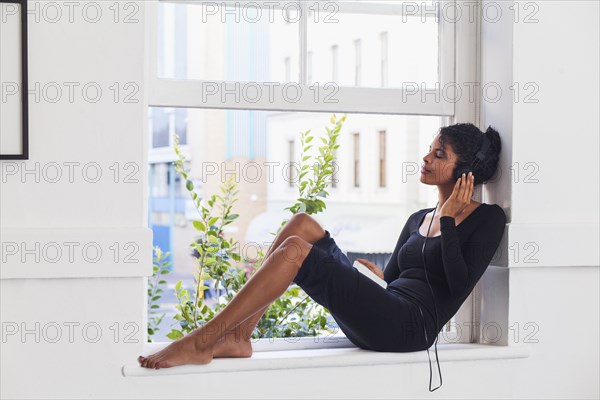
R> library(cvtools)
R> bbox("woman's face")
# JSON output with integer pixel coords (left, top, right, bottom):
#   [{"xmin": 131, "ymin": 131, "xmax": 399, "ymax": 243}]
[{"xmin": 420, "ymin": 133, "xmax": 460, "ymax": 185}]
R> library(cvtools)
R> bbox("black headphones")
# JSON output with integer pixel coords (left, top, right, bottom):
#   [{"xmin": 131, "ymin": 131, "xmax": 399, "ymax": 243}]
[
  {"xmin": 420, "ymin": 132, "xmax": 491, "ymax": 392},
  {"xmin": 453, "ymin": 134, "xmax": 492, "ymax": 181}
]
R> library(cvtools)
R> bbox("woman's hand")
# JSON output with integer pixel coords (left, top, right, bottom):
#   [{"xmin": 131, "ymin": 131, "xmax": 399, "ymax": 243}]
[
  {"xmin": 440, "ymin": 171, "xmax": 475, "ymax": 218},
  {"xmin": 356, "ymin": 258, "xmax": 384, "ymax": 280}
]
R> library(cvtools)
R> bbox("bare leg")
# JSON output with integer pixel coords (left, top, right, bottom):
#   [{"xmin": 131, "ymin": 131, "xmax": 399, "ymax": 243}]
[
  {"xmin": 208, "ymin": 213, "xmax": 327, "ymax": 358},
  {"xmin": 139, "ymin": 214, "xmax": 323, "ymax": 362},
  {"xmin": 139, "ymin": 213, "xmax": 327, "ymax": 368},
  {"xmin": 140, "ymin": 236, "xmax": 313, "ymax": 369}
]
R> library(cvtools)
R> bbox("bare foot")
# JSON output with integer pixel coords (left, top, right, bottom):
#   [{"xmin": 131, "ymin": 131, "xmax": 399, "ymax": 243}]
[
  {"xmin": 137, "ymin": 332, "xmax": 213, "ymax": 369},
  {"xmin": 212, "ymin": 334, "xmax": 253, "ymax": 358}
]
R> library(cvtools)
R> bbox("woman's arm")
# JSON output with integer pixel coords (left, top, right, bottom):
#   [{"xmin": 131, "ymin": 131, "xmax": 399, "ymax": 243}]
[
  {"xmin": 439, "ymin": 205, "xmax": 507, "ymax": 297},
  {"xmin": 383, "ymin": 212, "xmax": 416, "ymax": 285}
]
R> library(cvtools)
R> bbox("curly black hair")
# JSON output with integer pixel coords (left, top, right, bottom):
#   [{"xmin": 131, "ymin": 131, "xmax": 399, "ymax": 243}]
[{"xmin": 438, "ymin": 122, "xmax": 502, "ymax": 185}]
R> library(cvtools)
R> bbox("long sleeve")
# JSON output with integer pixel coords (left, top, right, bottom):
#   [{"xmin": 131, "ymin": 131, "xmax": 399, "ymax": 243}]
[
  {"xmin": 383, "ymin": 213, "xmax": 415, "ymax": 285},
  {"xmin": 439, "ymin": 205, "xmax": 507, "ymax": 297}
]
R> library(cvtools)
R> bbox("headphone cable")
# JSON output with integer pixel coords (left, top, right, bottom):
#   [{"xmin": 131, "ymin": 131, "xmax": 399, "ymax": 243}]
[{"xmin": 421, "ymin": 200, "xmax": 443, "ymax": 391}]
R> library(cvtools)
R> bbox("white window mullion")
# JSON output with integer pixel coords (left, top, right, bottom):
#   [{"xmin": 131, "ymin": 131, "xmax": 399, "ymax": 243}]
[
  {"xmin": 450, "ymin": 0, "xmax": 481, "ymax": 125},
  {"xmin": 438, "ymin": 0, "xmax": 456, "ymax": 117},
  {"xmin": 146, "ymin": 1, "xmax": 159, "ymax": 89},
  {"xmin": 299, "ymin": 0, "xmax": 307, "ymax": 85}
]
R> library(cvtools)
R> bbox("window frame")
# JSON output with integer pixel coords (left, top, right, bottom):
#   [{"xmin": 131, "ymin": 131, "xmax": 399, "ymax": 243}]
[
  {"xmin": 147, "ymin": 0, "xmax": 458, "ymax": 116},
  {"xmin": 145, "ymin": 0, "xmax": 483, "ymax": 347}
]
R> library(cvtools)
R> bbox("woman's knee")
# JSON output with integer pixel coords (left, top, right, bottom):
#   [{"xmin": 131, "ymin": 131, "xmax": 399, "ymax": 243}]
[
  {"xmin": 286, "ymin": 212, "xmax": 312, "ymax": 229},
  {"xmin": 286, "ymin": 212, "xmax": 326, "ymax": 243},
  {"xmin": 276, "ymin": 235, "xmax": 312, "ymax": 268}
]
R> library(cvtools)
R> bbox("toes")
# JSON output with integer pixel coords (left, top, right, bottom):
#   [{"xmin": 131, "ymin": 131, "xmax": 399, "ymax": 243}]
[{"xmin": 139, "ymin": 353, "xmax": 173, "ymax": 369}]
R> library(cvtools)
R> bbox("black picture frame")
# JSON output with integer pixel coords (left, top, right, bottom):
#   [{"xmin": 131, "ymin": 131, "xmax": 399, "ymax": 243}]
[{"xmin": 0, "ymin": 0, "xmax": 28, "ymax": 160}]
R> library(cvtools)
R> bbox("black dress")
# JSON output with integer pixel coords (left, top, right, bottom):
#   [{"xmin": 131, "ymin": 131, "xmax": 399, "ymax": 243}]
[{"xmin": 292, "ymin": 203, "xmax": 507, "ymax": 352}]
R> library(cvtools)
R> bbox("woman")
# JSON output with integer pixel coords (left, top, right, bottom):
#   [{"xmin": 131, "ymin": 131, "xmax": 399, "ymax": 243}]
[{"xmin": 138, "ymin": 122, "xmax": 506, "ymax": 369}]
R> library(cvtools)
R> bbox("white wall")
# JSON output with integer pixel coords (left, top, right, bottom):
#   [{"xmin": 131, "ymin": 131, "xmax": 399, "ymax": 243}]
[
  {"xmin": 0, "ymin": 1, "xmax": 598, "ymax": 398},
  {"xmin": 0, "ymin": 0, "xmax": 152, "ymax": 397},
  {"xmin": 479, "ymin": 1, "xmax": 599, "ymax": 397}
]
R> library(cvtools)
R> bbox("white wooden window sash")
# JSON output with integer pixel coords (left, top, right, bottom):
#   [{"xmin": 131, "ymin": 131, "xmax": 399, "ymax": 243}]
[{"xmin": 147, "ymin": 0, "xmax": 457, "ymax": 117}]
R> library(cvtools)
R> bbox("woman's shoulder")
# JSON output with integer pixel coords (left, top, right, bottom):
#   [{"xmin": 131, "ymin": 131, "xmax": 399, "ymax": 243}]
[
  {"xmin": 472, "ymin": 203, "xmax": 507, "ymax": 239},
  {"xmin": 415, "ymin": 206, "xmax": 437, "ymax": 216},
  {"xmin": 409, "ymin": 207, "xmax": 436, "ymax": 224},
  {"xmin": 481, "ymin": 203, "xmax": 507, "ymax": 224}
]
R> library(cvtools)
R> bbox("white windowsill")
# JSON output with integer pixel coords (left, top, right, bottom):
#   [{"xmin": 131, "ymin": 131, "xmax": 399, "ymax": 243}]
[{"xmin": 122, "ymin": 337, "xmax": 531, "ymax": 378}]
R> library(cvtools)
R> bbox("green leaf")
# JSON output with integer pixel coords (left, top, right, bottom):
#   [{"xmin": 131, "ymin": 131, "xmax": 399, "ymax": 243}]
[
  {"xmin": 152, "ymin": 114, "xmax": 347, "ymax": 342},
  {"xmin": 193, "ymin": 220, "xmax": 206, "ymax": 232},
  {"xmin": 200, "ymin": 272, "xmax": 212, "ymax": 280},
  {"xmin": 167, "ymin": 330, "xmax": 184, "ymax": 340},
  {"xmin": 186, "ymin": 180, "xmax": 194, "ymax": 191}
]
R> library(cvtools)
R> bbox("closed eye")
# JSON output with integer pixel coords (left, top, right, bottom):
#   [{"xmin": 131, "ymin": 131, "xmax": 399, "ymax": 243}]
[{"xmin": 429, "ymin": 146, "xmax": 444, "ymax": 158}]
